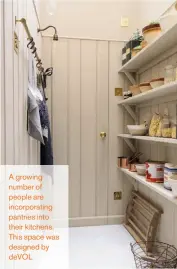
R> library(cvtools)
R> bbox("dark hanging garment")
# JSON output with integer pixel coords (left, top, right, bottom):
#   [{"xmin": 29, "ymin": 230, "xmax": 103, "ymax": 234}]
[
  {"xmin": 38, "ymin": 86, "xmax": 53, "ymax": 165},
  {"xmin": 40, "ymin": 125, "xmax": 53, "ymax": 165}
]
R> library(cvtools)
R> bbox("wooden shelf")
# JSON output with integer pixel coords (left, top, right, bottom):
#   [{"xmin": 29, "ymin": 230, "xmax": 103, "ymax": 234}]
[
  {"xmin": 118, "ymin": 23, "xmax": 177, "ymax": 73},
  {"xmin": 117, "ymin": 81, "xmax": 177, "ymax": 105},
  {"xmin": 118, "ymin": 134, "xmax": 177, "ymax": 145},
  {"xmin": 119, "ymin": 167, "xmax": 177, "ymax": 205}
]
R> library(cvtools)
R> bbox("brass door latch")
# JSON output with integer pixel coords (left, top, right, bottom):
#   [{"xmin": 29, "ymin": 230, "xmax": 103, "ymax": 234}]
[{"xmin": 100, "ymin": 132, "xmax": 107, "ymax": 139}]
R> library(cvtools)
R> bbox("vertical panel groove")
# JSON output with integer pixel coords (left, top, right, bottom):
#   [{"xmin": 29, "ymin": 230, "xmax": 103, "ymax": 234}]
[
  {"xmin": 4, "ymin": 0, "xmax": 14, "ymax": 164},
  {"xmin": 1, "ymin": 0, "xmax": 5, "ymax": 164},
  {"xmin": 107, "ymin": 41, "xmax": 110, "ymax": 222},
  {"xmin": 12, "ymin": 1, "xmax": 15, "ymax": 165},
  {"xmin": 95, "ymin": 41, "xmax": 98, "ymax": 217},
  {"xmin": 79, "ymin": 39, "xmax": 82, "ymax": 217},
  {"xmin": 67, "ymin": 39, "xmax": 69, "ymax": 166}
]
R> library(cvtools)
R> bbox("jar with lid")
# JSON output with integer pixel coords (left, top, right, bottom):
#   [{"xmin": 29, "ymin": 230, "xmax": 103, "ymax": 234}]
[
  {"xmin": 164, "ymin": 65, "xmax": 175, "ymax": 84},
  {"xmin": 164, "ymin": 163, "xmax": 177, "ymax": 190},
  {"xmin": 174, "ymin": 63, "xmax": 177, "ymax": 80}
]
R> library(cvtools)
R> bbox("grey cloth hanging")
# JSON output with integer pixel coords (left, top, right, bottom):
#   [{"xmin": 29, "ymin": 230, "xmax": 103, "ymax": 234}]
[
  {"xmin": 27, "ymin": 53, "xmax": 44, "ymax": 144},
  {"xmin": 28, "ymin": 85, "xmax": 44, "ymax": 144}
]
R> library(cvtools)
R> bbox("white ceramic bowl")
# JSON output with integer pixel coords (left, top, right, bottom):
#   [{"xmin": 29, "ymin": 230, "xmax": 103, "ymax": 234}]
[
  {"xmin": 127, "ymin": 125, "xmax": 148, "ymax": 136},
  {"xmin": 168, "ymin": 178, "xmax": 177, "ymax": 198},
  {"xmin": 150, "ymin": 80, "xmax": 164, "ymax": 89},
  {"xmin": 136, "ymin": 164, "xmax": 146, "ymax": 176},
  {"xmin": 160, "ymin": 14, "xmax": 177, "ymax": 32}
]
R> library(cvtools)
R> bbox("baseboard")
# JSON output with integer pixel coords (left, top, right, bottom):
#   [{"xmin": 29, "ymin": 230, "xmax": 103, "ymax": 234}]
[{"xmin": 52, "ymin": 215, "xmax": 125, "ymax": 228}]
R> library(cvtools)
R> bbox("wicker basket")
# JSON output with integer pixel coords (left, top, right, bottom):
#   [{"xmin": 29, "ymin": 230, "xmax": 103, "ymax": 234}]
[{"xmin": 131, "ymin": 241, "xmax": 177, "ymax": 269}]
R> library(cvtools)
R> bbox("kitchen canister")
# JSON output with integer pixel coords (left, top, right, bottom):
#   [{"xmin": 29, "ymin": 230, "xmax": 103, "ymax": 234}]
[
  {"xmin": 146, "ymin": 161, "xmax": 165, "ymax": 183},
  {"xmin": 164, "ymin": 163, "xmax": 177, "ymax": 190},
  {"xmin": 164, "ymin": 65, "xmax": 175, "ymax": 84}
]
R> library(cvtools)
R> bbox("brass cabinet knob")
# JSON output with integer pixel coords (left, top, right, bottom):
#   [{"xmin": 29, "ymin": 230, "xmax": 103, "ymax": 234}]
[{"xmin": 100, "ymin": 132, "xmax": 106, "ymax": 139}]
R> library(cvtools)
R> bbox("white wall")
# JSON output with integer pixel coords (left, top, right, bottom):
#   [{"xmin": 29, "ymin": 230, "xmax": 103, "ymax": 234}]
[
  {"xmin": 39, "ymin": 0, "xmax": 174, "ymax": 40},
  {"xmin": 1, "ymin": 0, "xmax": 41, "ymax": 165}
]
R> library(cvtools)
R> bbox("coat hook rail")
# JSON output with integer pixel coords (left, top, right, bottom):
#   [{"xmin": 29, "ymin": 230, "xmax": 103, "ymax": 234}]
[{"xmin": 15, "ymin": 17, "xmax": 44, "ymax": 72}]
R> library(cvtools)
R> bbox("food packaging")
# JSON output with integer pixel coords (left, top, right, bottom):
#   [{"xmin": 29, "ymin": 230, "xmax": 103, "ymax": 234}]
[
  {"xmin": 164, "ymin": 163, "xmax": 177, "ymax": 191},
  {"xmin": 149, "ymin": 113, "xmax": 161, "ymax": 137},
  {"xmin": 136, "ymin": 164, "xmax": 146, "ymax": 176},
  {"xmin": 172, "ymin": 126, "xmax": 177, "ymax": 139},
  {"xmin": 150, "ymin": 78, "xmax": 164, "ymax": 89},
  {"xmin": 139, "ymin": 82, "xmax": 152, "ymax": 93},
  {"xmin": 156, "ymin": 118, "xmax": 162, "ymax": 137},
  {"xmin": 171, "ymin": 118, "xmax": 177, "ymax": 139},
  {"xmin": 161, "ymin": 110, "xmax": 171, "ymax": 138},
  {"xmin": 146, "ymin": 161, "xmax": 165, "ymax": 183},
  {"xmin": 162, "ymin": 128, "xmax": 172, "ymax": 138},
  {"xmin": 142, "ymin": 23, "xmax": 161, "ymax": 44},
  {"xmin": 129, "ymin": 85, "xmax": 141, "ymax": 96}
]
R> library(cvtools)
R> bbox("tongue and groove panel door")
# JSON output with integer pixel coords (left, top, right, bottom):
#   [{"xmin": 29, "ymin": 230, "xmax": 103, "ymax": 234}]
[{"xmin": 52, "ymin": 39, "xmax": 124, "ymax": 226}]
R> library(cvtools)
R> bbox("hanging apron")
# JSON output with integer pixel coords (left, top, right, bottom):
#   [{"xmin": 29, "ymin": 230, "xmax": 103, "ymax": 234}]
[{"xmin": 27, "ymin": 53, "xmax": 44, "ymax": 144}]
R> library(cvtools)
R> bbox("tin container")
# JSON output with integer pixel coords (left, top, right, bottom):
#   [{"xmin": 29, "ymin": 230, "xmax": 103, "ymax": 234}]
[
  {"xmin": 146, "ymin": 161, "xmax": 165, "ymax": 183},
  {"xmin": 164, "ymin": 163, "xmax": 177, "ymax": 190}
]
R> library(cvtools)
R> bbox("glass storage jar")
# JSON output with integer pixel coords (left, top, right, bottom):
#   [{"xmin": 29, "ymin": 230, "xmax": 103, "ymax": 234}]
[
  {"xmin": 164, "ymin": 65, "xmax": 175, "ymax": 84},
  {"xmin": 174, "ymin": 63, "xmax": 177, "ymax": 80}
]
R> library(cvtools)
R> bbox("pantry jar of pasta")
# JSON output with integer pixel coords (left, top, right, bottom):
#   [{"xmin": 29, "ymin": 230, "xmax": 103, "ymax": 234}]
[
  {"xmin": 171, "ymin": 122, "xmax": 177, "ymax": 139},
  {"xmin": 162, "ymin": 110, "xmax": 171, "ymax": 138},
  {"xmin": 164, "ymin": 65, "xmax": 175, "ymax": 84},
  {"xmin": 149, "ymin": 113, "xmax": 161, "ymax": 137}
]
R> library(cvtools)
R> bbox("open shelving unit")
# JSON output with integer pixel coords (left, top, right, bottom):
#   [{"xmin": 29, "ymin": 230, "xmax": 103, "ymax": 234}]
[
  {"xmin": 118, "ymin": 23, "xmax": 177, "ymax": 73},
  {"xmin": 118, "ymin": 134, "xmax": 177, "ymax": 145},
  {"xmin": 117, "ymin": 81, "xmax": 177, "ymax": 105},
  {"xmin": 119, "ymin": 168, "xmax": 177, "ymax": 206},
  {"xmin": 117, "ymin": 23, "xmax": 177, "ymax": 202}
]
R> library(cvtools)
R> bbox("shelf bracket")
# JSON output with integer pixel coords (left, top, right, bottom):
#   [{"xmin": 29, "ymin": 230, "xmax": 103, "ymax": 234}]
[
  {"xmin": 124, "ymin": 174, "xmax": 138, "ymax": 190},
  {"xmin": 124, "ymin": 71, "xmax": 136, "ymax": 85},
  {"xmin": 124, "ymin": 138, "xmax": 136, "ymax": 152},
  {"xmin": 124, "ymin": 105, "xmax": 137, "ymax": 122}
]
